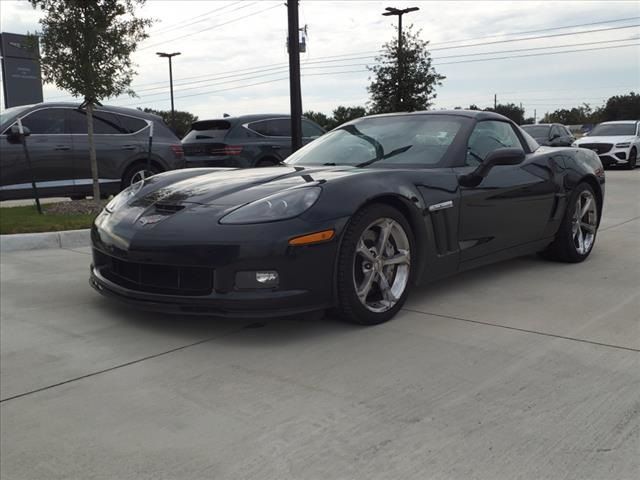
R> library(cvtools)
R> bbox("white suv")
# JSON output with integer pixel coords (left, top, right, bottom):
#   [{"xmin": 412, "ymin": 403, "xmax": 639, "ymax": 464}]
[{"xmin": 573, "ymin": 120, "xmax": 639, "ymax": 169}]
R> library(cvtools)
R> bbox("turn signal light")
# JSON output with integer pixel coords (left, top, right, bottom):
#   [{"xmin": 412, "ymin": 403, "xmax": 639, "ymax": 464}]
[{"xmin": 289, "ymin": 229, "xmax": 335, "ymax": 246}]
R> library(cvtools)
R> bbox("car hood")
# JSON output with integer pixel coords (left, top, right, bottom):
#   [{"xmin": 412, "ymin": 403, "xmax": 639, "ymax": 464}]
[
  {"xmin": 575, "ymin": 135, "xmax": 636, "ymax": 145},
  {"xmin": 129, "ymin": 166, "xmax": 364, "ymax": 208}
]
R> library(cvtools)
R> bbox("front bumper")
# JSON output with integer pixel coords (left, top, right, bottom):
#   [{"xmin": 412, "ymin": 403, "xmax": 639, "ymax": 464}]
[
  {"xmin": 90, "ymin": 215, "xmax": 348, "ymax": 318},
  {"xmin": 577, "ymin": 145, "xmax": 631, "ymax": 167}
]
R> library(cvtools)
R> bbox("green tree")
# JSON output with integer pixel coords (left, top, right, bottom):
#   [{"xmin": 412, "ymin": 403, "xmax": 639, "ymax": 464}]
[
  {"xmin": 303, "ymin": 110, "xmax": 331, "ymax": 130},
  {"xmin": 544, "ymin": 104, "xmax": 594, "ymax": 124},
  {"xmin": 31, "ymin": 0, "xmax": 152, "ymax": 204},
  {"xmin": 367, "ymin": 25, "xmax": 444, "ymax": 114},
  {"xmin": 597, "ymin": 92, "xmax": 640, "ymax": 121},
  {"xmin": 328, "ymin": 105, "xmax": 367, "ymax": 129},
  {"xmin": 141, "ymin": 108, "xmax": 198, "ymax": 138},
  {"xmin": 485, "ymin": 103, "xmax": 525, "ymax": 124}
]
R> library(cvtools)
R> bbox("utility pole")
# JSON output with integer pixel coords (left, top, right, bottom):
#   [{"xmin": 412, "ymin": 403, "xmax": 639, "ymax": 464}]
[
  {"xmin": 382, "ymin": 6, "xmax": 419, "ymax": 111},
  {"xmin": 287, "ymin": 1, "xmax": 303, "ymax": 152},
  {"xmin": 156, "ymin": 52, "xmax": 181, "ymax": 133},
  {"xmin": 534, "ymin": 109, "xmax": 537, "ymax": 124},
  {"xmin": 494, "ymin": 93, "xmax": 497, "ymax": 109}
]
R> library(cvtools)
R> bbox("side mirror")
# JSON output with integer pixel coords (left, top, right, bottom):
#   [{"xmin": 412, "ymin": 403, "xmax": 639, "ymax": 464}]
[
  {"xmin": 6, "ymin": 125, "xmax": 31, "ymax": 144},
  {"xmin": 459, "ymin": 148, "xmax": 525, "ymax": 187},
  {"xmin": 550, "ymin": 133, "xmax": 560, "ymax": 140}
]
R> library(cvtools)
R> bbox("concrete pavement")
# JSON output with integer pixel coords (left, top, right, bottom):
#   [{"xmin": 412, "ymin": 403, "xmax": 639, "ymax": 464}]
[{"xmin": 1, "ymin": 170, "xmax": 638, "ymax": 480}]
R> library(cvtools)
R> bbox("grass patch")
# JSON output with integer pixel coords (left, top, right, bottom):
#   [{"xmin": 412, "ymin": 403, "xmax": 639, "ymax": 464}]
[{"xmin": 0, "ymin": 204, "xmax": 98, "ymax": 235}]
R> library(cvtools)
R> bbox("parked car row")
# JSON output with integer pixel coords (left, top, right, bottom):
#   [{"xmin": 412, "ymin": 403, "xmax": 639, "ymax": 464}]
[
  {"xmin": 521, "ymin": 120, "xmax": 639, "ymax": 170},
  {"xmin": 1, "ymin": 102, "xmax": 636, "ymax": 202},
  {"xmin": 0, "ymin": 104, "xmax": 326, "ymax": 201}
]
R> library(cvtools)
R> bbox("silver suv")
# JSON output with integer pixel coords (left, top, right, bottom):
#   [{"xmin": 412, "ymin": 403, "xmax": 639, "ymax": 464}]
[{"xmin": 0, "ymin": 103, "xmax": 185, "ymax": 200}]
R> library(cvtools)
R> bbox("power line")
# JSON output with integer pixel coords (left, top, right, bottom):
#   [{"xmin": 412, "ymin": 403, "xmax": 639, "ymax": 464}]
[
  {"xmin": 148, "ymin": 1, "xmax": 246, "ymax": 36},
  {"xmin": 113, "ymin": 41, "xmax": 639, "ymax": 108},
  {"xmin": 125, "ymin": 37, "xmax": 639, "ymax": 98},
  {"xmin": 140, "ymin": 2, "xmax": 281, "ymax": 51}
]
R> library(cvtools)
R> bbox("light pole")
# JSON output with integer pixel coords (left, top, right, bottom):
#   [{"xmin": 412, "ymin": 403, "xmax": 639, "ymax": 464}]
[
  {"xmin": 287, "ymin": 1, "xmax": 303, "ymax": 153},
  {"xmin": 156, "ymin": 51, "xmax": 181, "ymax": 132},
  {"xmin": 382, "ymin": 6, "xmax": 419, "ymax": 111}
]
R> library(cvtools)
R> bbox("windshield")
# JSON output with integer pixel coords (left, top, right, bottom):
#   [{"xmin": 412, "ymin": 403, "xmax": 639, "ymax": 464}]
[
  {"xmin": 0, "ymin": 105, "xmax": 32, "ymax": 129},
  {"xmin": 521, "ymin": 125, "xmax": 550, "ymax": 138},
  {"xmin": 589, "ymin": 123, "xmax": 636, "ymax": 136},
  {"xmin": 286, "ymin": 115, "xmax": 465, "ymax": 168}
]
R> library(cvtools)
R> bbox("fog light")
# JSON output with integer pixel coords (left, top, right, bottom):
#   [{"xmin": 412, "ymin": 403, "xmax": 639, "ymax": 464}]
[
  {"xmin": 256, "ymin": 271, "xmax": 278, "ymax": 284},
  {"xmin": 235, "ymin": 270, "xmax": 279, "ymax": 289}
]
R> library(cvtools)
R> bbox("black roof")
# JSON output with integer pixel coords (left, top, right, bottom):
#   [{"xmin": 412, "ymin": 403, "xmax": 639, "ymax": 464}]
[{"xmin": 196, "ymin": 113, "xmax": 292, "ymax": 125}]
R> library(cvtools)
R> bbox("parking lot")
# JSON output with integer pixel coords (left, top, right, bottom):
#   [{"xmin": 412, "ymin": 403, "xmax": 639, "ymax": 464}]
[{"xmin": 1, "ymin": 170, "xmax": 638, "ymax": 479}]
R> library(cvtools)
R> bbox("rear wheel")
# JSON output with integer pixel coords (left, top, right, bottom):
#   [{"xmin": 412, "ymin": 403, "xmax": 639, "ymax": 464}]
[
  {"xmin": 336, "ymin": 204, "xmax": 414, "ymax": 325},
  {"xmin": 626, "ymin": 148, "xmax": 637, "ymax": 170},
  {"xmin": 543, "ymin": 182, "xmax": 599, "ymax": 263},
  {"xmin": 122, "ymin": 163, "xmax": 160, "ymax": 189}
]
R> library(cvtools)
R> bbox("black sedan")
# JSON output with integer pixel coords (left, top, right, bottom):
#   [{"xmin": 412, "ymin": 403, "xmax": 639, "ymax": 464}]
[
  {"xmin": 521, "ymin": 123, "xmax": 575, "ymax": 147},
  {"xmin": 90, "ymin": 111, "xmax": 605, "ymax": 325}
]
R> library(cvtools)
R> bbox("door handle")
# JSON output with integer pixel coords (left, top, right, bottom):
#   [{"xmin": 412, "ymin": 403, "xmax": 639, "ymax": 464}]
[
  {"xmin": 270, "ymin": 145, "xmax": 281, "ymax": 149},
  {"xmin": 121, "ymin": 145, "xmax": 137, "ymax": 151},
  {"xmin": 54, "ymin": 145, "xmax": 71, "ymax": 151}
]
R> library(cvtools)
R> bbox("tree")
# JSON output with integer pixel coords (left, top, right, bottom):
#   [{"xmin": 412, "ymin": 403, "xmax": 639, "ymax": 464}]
[
  {"xmin": 141, "ymin": 108, "xmax": 198, "ymax": 139},
  {"xmin": 328, "ymin": 105, "xmax": 367, "ymax": 129},
  {"xmin": 597, "ymin": 92, "xmax": 640, "ymax": 121},
  {"xmin": 485, "ymin": 103, "xmax": 525, "ymax": 124},
  {"xmin": 303, "ymin": 110, "xmax": 331, "ymax": 130},
  {"xmin": 31, "ymin": 0, "xmax": 152, "ymax": 204},
  {"xmin": 543, "ymin": 104, "xmax": 594, "ymax": 125},
  {"xmin": 367, "ymin": 25, "xmax": 444, "ymax": 114}
]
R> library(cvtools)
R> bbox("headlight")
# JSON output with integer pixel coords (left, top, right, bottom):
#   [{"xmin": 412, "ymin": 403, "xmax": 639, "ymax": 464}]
[
  {"xmin": 615, "ymin": 142, "xmax": 630, "ymax": 148},
  {"xmin": 220, "ymin": 187, "xmax": 321, "ymax": 224},
  {"xmin": 104, "ymin": 182, "xmax": 142, "ymax": 213}
]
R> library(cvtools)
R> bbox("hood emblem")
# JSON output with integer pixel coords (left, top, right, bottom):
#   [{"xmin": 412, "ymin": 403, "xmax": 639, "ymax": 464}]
[{"xmin": 139, "ymin": 215, "xmax": 165, "ymax": 226}]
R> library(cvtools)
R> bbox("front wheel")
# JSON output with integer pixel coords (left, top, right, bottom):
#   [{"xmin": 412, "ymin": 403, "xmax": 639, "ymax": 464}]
[
  {"xmin": 626, "ymin": 148, "xmax": 637, "ymax": 170},
  {"xmin": 543, "ymin": 182, "xmax": 599, "ymax": 263},
  {"xmin": 336, "ymin": 204, "xmax": 414, "ymax": 325}
]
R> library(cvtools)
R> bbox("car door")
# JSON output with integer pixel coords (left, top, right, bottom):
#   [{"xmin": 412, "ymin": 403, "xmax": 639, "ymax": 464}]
[
  {"xmin": 455, "ymin": 120, "xmax": 557, "ymax": 264},
  {"xmin": 2, "ymin": 107, "xmax": 74, "ymax": 198},
  {"xmin": 68, "ymin": 109, "xmax": 136, "ymax": 195}
]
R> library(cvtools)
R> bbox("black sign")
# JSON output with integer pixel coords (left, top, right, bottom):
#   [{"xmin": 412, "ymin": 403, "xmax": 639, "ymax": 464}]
[
  {"xmin": 0, "ymin": 32, "xmax": 40, "ymax": 60},
  {"xmin": 1, "ymin": 32, "xmax": 43, "ymax": 108}
]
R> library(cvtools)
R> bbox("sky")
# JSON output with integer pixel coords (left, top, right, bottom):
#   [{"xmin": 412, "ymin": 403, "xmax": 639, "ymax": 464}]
[{"xmin": 1, "ymin": 0, "xmax": 639, "ymax": 121}]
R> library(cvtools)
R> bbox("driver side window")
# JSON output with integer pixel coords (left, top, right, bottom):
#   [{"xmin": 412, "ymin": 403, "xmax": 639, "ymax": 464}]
[{"xmin": 466, "ymin": 120, "xmax": 523, "ymax": 166}]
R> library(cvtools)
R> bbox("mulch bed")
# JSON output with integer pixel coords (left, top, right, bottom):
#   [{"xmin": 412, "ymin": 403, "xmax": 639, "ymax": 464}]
[{"xmin": 45, "ymin": 199, "xmax": 109, "ymax": 216}]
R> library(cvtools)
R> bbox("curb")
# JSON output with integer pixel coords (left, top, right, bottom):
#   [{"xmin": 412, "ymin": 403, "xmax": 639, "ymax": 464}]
[{"xmin": 0, "ymin": 229, "xmax": 91, "ymax": 253}]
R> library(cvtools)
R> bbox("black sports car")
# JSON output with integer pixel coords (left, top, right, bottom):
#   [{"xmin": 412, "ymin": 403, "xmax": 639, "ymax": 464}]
[{"xmin": 90, "ymin": 111, "xmax": 605, "ymax": 325}]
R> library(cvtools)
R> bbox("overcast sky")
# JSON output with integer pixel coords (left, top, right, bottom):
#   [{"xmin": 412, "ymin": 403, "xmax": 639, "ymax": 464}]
[{"xmin": 1, "ymin": 0, "xmax": 639, "ymax": 121}]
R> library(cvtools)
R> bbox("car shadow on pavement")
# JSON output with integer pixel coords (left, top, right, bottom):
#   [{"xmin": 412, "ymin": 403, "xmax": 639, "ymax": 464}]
[{"xmin": 94, "ymin": 253, "xmax": 569, "ymax": 347}]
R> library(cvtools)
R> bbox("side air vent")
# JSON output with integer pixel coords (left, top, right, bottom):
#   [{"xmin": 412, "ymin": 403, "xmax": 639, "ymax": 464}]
[
  {"xmin": 155, "ymin": 203, "xmax": 185, "ymax": 214},
  {"xmin": 430, "ymin": 210, "xmax": 456, "ymax": 256}
]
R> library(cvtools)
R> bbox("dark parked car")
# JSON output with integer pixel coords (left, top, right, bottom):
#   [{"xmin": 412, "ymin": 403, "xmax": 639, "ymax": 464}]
[
  {"xmin": 91, "ymin": 110, "xmax": 605, "ymax": 325},
  {"xmin": 521, "ymin": 123, "xmax": 575, "ymax": 147},
  {"xmin": 182, "ymin": 114, "xmax": 325, "ymax": 168},
  {"xmin": 0, "ymin": 103, "xmax": 184, "ymax": 200}
]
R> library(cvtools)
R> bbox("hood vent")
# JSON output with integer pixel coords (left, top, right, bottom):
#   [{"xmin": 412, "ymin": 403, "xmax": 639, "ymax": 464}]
[{"xmin": 155, "ymin": 203, "xmax": 185, "ymax": 214}]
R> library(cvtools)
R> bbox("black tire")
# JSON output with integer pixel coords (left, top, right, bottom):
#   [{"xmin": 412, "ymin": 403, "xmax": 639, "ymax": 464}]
[
  {"xmin": 121, "ymin": 163, "xmax": 160, "ymax": 190},
  {"xmin": 336, "ymin": 204, "xmax": 415, "ymax": 325},
  {"xmin": 69, "ymin": 195, "xmax": 85, "ymax": 201},
  {"xmin": 542, "ymin": 182, "xmax": 599, "ymax": 263},
  {"xmin": 626, "ymin": 148, "xmax": 637, "ymax": 170}
]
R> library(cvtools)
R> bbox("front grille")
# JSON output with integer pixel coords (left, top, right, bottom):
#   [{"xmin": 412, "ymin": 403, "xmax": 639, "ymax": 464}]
[
  {"xmin": 580, "ymin": 143, "xmax": 613, "ymax": 155},
  {"xmin": 94, "ymin": 249, "xmax": 213, "ymax": 296}
]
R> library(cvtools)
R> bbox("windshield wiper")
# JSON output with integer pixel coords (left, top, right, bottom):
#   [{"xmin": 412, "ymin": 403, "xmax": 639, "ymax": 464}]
[{"xmin": 355, "ymin": 145, "xmax": 413, "ymax": 168}]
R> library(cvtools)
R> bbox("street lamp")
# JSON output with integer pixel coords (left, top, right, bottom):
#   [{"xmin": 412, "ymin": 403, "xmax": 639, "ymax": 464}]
[
  {"xmin": 156, "ymin": 51, "xmax": 181, "ymax": 132},
  {"xmin": 382, "ymin": 6, "xmax": 419, "ymax": 111}
]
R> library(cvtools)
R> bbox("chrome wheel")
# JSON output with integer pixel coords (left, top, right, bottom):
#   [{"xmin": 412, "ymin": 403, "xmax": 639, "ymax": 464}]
[
  {"xmin": 353, "ymin": 217, "xmax": 411, "ymax": 313},
  {"xmin": 130, "ymin": 169, "xmax": 154, "ymax": 185},
  {"xmin": 572, "ymin": 190, "xmax": 597, "ymax": 255}
]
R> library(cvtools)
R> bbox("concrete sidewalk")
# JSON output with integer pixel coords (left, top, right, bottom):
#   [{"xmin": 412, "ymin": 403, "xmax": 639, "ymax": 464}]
[{"xmin": 1, "ymin": 171, "xmax": 638, "ymax": 480}]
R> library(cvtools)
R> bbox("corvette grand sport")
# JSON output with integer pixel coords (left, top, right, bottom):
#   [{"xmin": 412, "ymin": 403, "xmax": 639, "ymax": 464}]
[{"xmin": 90, "ymin": 111, "xmax": 605, "ymax": 325}]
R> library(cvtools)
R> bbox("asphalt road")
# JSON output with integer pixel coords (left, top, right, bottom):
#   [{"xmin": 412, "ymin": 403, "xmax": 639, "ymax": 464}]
[{"xmin": 1, "ymin": 170, "xmax": 638, "ymax": 480}]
